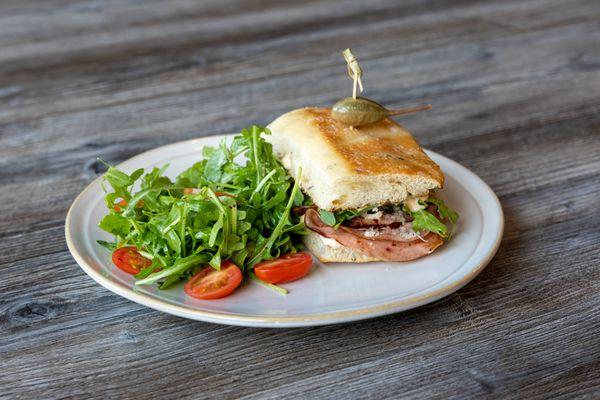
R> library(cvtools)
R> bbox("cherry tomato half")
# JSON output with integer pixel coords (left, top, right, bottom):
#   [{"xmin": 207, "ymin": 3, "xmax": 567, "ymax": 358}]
[
  {"xmin": 113, "ymin": 199, "xmax": 128, "ymax": 212},
  {"xmin": 114, "ymin": 199, "xmax": 144, "ymax": 212},
  {"xmin": 112, "ymin": 246, "xmax": 152, "ymax": 274},
  {"xmin": 184, "ymin": 261, "xmax": 243, "ymax": 300},
  {"xmin": 254, "ymin": 252, "xmax": 313, "ymax": 284}
]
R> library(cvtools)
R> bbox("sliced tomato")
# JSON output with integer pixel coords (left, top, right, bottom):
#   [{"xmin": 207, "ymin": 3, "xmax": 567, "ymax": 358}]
[
  {"xmin": 184, "ymin": 261, "xmax": 243, "ymax": 300},
  {"xmin": 114, "ymin": 199, "xmax": 144, "ymax": 212},
  {"xmin": 215, "ymin": 191, "xmax": 236, "ymax": 198},
  {"xmin": 254, "ymin": 252, "xmax": 313, "ymax": 284},
  {"xmin": 112, "ymin": 246, "xmax": 152, "ymax": 274},
  {"xmin": 113, "ymin": 199, "xmax": 128, "ymax": 212},
  {"xmin": 183, "ymin": 188, "xmax": 200, "ymax": 195}
]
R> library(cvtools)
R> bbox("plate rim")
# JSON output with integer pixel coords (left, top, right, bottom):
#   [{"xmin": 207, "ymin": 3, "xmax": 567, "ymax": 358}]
[{"xmin": 65, "ymin": 135, "xmax": 504, "ymax": 328}]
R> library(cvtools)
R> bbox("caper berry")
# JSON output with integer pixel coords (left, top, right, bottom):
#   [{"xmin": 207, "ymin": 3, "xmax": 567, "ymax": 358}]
[{"xmin": 331, "ymin": 97, "xmax": 431, "ymax": 127}]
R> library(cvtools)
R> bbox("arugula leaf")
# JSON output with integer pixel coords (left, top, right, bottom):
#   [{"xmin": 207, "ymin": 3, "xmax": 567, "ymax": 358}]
[
  {"xmin": 209, "ymin": 251, "xmax": 221, "ymax": 270},
  {"xmin": 427, "ymin": 197, "xmax": 459, "ymax": 224},
  {"xmin": 313, "ymin": 206, "xmax": 374, "ymax": 229},
  {"xmin": 98, "ymin": 214, "xmax": 132, "ymax": 237},
  {"xmin": 333, "ymin": 207, "xmax": 372, "ymax": 229},
  {"xmin": 318, "ymin": 210, "xmax": 336, "ymax": 226},
  {"xmin": 130, "ymin": 168, "xmax": 145, "ymax": 182},
  {"xmin": 176, "ymin": 161, "xmax": 206, "ymax": 188},
  {"xmin": 249, "ymin": 271, "xmax": 288, "ymax": 295},
  {"xmin": 209, "ymin": 214, "xmax": 224, "ymax": 247},
  {"xmin": 159, "ymin": 274, "xmax": 183, "ymax": 289},
  {"xmin": 105, "ymin": 166, "xmax": 133, "ymax": 189},
  {"xmin": 96, "ymin": 240, "xmax": 117, "ymax": 251},
  {"xmin": 204, "ymin": 142, "xmax": 229, "ymax": 182},
  {"xmin": 136, "ymin": 254, "xmax": 210, "ymax": 286},
  {"xmin": 410, "ymin": 209, "xmax": 449, "ymax": 238}
]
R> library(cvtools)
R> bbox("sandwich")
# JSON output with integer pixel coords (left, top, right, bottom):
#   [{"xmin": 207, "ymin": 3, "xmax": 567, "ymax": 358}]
[{"xmin": 267, "ymin": 107, "xmax": 458, "ymax": 263}]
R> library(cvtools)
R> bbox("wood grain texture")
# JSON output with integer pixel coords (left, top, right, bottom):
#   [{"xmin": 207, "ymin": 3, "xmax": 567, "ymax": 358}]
[{"xmin": 1, "ymin": 0, "xmax": 599, "ymax": 398}]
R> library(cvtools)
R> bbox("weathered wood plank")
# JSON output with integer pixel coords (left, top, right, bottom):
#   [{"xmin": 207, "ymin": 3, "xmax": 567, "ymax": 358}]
[{"xmin": 0, "ymin": 0, "xmax": 599, "ymax": 399}]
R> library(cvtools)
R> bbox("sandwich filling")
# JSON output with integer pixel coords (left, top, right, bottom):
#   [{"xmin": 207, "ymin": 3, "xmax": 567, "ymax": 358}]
[{"xmin": 301, "ymin": 194, "xmax": 458, "ymax": 261}]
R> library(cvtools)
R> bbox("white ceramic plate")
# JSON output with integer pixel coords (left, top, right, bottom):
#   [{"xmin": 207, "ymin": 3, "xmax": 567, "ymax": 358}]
[{"xmin": 66, "ymin": 134, "xmax": 503, "ymax": 328}]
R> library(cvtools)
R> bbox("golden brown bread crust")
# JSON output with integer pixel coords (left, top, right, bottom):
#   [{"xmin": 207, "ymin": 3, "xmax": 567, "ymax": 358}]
[
  {"xmin": 267, "ymin": 107, "xmax": 444, "ymax": 210},
  {"xmin": 306, "ymin": 108, "xmax": 444, "ymax": 184}
]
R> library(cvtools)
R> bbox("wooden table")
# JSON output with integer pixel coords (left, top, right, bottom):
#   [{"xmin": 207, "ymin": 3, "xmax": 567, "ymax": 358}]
[{"xmin": 1, "ymin": 0, "xmax": 599, "ymax": 398}]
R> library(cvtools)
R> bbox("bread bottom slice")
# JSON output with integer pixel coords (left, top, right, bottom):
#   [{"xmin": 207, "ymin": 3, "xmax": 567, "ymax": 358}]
[{"xmin": 303, "ymin": 231, "xmax": 381, "ymax": 263}]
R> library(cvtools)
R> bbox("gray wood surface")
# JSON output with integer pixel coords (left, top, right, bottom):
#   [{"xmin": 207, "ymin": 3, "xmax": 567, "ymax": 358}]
[{"xmin": 1, "ymin": 0, "xmax": 599, "ymax": 398}]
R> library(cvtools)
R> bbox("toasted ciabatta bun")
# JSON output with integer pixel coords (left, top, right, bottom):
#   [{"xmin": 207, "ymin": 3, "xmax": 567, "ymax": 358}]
[{"xmin": 267, "ymin": 108, "xmax": 443, "ymax": 211}]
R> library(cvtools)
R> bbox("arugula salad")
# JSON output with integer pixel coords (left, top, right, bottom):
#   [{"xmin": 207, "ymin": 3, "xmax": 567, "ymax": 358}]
[{"xmin": 98, "ymin": 126, "xmax": 311, "ymax": 297}]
